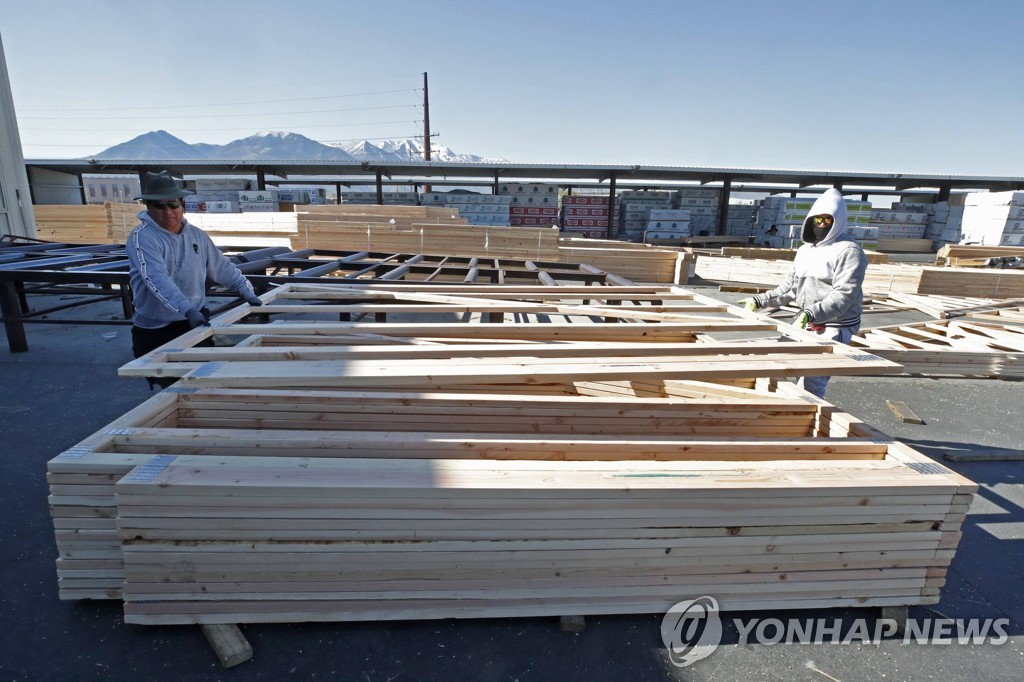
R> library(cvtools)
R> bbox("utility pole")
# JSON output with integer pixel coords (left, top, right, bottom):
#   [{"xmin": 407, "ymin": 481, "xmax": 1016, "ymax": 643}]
[{"xmin": 423, "ymin": 72, "xmax": 431, "ymax": 193}]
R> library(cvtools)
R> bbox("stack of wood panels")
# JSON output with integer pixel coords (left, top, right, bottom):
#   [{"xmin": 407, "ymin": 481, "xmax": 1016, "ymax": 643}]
[
  {"xmin": 47, "ymin": 386, "xmax": 828, "ymax": 599},
  {"xmin": 718, "ymin": 247, "xmax": 890, "ymax": 265},
  {"xmin": 48, "ymin": 384, "xmax": 971, "ymax": 618},
  {"xmin": 694, "ymin": 255, "xmax": 1024, "ymax": 297},
  {"xmin": 33, "ymin": 205, "xmax": 110, "ymax": 243},
  {"xmin": 293, "ymin": 220, "xmax": 561, "ymax": 260},
  {"xmin": 114, "ymin": 447, "xmax": 970, "ymax": 624},
  {"xmin": 556, "ymin": 246, "xmax": 686, "ymax": 284},
  {"xmin": 936, "ymin": 244, "xmax": 1024, "ymax": 266}
]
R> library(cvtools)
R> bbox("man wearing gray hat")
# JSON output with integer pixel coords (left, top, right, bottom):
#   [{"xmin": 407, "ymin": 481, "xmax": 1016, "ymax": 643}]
[{"xmin": 126, "ymin": 171, "xmax": 263, "ymax": 386}]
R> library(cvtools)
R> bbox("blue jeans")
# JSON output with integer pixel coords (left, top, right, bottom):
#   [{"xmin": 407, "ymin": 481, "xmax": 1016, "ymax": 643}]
[{"xmin": 797, "ymin": 325, "xmax": 857, "ymax": 399}]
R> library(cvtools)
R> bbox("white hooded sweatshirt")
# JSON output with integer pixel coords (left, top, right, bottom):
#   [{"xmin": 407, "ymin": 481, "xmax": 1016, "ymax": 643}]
[{"xmin": 752, "ymin": 188, "xmax": 867, "ymax": 328}]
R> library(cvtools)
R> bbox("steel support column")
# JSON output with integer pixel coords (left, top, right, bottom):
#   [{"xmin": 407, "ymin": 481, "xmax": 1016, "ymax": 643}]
[
  {"xmin": 256, "ymin": 170, "xmax": 266, "ymax": 191},
  {"xmin": 937, "ymin": 182, "xmax": 951, "ymax": 203},
  {"xmin": 716, "ymin": 177, "xmax": 732, "ymax": 236},
  {"xmin": 376, "ymin": 172, "xmax": 384, "ymax": 205}
]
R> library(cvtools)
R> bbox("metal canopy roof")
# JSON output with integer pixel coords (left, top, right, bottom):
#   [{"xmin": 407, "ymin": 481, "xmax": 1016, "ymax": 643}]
[{"xmin": 25, "ymin": 158, "xmax": 1024, "ymax": 193}]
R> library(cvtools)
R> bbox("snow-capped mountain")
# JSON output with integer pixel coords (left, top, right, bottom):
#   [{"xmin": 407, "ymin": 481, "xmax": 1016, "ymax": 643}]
[
  {"xmin": 91, "ymin": 131, "xmax": 504, "ymax": 163},
  {"xmin": 334, "ymin": 138, "xmax": 507, "ymax": 163}
]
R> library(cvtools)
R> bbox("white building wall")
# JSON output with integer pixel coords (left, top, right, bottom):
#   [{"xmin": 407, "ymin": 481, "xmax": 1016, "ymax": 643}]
[
  {"xmin": 83, "ymin": 175, "xmax": 141, "ymax": 205},
  {"xmin": 0, "ymin": 33, "xmax": 35, "ymax": 238}
]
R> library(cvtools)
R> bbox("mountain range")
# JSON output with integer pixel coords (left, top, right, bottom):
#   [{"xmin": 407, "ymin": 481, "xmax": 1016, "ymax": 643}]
[{"xmin": 92, "ymin": 130, "xmax": 506, "ymax": 164}]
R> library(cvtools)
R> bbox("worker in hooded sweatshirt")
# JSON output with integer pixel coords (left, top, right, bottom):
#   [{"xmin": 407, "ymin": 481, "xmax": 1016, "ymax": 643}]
[{"xmin": 738, "ymin": 188, "xmax": 867, "ymax": 398}]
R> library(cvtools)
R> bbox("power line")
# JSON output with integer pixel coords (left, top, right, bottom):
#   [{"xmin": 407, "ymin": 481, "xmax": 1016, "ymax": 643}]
[
  {"xmin": 21, "ymin": 119, "xmax": 423, "ymax": 133},
  {"xmin": 17, "ymin": 87, "xmax": 422, "ymax": 113},
  {"xmin": 21, "ymin": 103, "xmax": 420, "ymax": 121}
]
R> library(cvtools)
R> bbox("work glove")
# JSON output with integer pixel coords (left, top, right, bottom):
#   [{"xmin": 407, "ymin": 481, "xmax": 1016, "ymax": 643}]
[
  {"xmin": 243, "ymin": 292, "xmax": 263, "ymax": 307},
  {"xmin": 794, "ymin": 310, "xmax": 812, "ymax": 329},
  {"xmin": 738, "ymin": 298, "xmax": 760, "ymax": 312},
  {"xmin": 185, "ymin": 307, "xmax": 210, "ymax": 328}
]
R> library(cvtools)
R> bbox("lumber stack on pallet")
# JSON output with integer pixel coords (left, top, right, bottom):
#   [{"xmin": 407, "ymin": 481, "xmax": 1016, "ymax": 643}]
[
  {"xmin": 47, "ymin": 281, "xmax": 973, "ymax": 627},
  {"xmin": 48, "ymin": 384, "xmax": 971, "ymax": 615},
  {"xmin": 113, "ymin": 447, "xmax": 970, "ymax": 625},
  {"xmin": 876, "ymin": 238, "xmax": 934, "ymax": 253},
  {"xmin": 718, "ymin": 247, "xmax": 890, "ymax": 265},
  {"xmin": 33, "ymin": 205, "xmax": 110, "ymax": 243},
  {"xmin": 555, "ymin": 246, "xmax": 686, "ymax": 284},
  {"xmin": 45, "ymin": 385, "xmax": 832, "ymax": 599},
  {"xmin": 292, "ymin": 219, "xmax": 561, "ymax": 260}
]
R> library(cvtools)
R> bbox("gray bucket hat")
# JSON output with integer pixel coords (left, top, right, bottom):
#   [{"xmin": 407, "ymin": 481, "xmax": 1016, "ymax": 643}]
[{"xmin": 135, "ymin": 171, "xmax": 194, "ymax": 200}]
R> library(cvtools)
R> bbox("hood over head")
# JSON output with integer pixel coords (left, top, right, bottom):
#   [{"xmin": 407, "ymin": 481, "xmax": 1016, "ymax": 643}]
[{"xmin": 801, "ymin": 188, "xmax": 848, "ymax": 247}]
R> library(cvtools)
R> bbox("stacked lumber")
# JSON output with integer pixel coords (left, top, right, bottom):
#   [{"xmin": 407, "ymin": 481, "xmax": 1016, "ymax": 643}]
[
  {"xmin": 33, "ymin": 205, "xmax": 110, "ymax": 243},
  {"xmin": 107, "ymin": 202, "xmax": 141, "ymax": 242},
  {"xmin": 301, "ymin": 204, "xmax": 462, "ymax": 226},
  {"xmin": 46, "ymin": 386, "xmax": 827, "ymax": 599},
  {"xmin": 556, "ymin": 246, "xmax": 686, "ymax": 284},
  {"xmin": 114, "ymin": 447, "xmax": 969, "ymax": 624},
  {"xmin": 292, "ymin": 220, "xmax": 561, "ymax": 260},
  {"xmin": 718, "ymin": 247, "xmax": 889, "ymax": 265},
  {"xmin": 106, "ymin": 203, "xmax": 298, "ymax": 247},
  {"xmin": 936, "ymin": 244, "xmax": 1024, "ymax": 267},
  {"xmin": 47, "ymin": 282, "xmax": 973, "ymax": 627},
  {"xmin": 694, "ymin": 255, "xmax": 1024, "ymax": 297},
  {"xmin": 49, "ymin": 384, "xmax": 970, "ymax": 616},
  {"xmin": 875, "ymin": 238, "xmax": 934, "ymax": 253}
]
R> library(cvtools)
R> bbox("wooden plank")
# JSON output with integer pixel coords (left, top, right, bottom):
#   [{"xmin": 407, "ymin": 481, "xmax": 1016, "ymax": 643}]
[
  {"xmin": 200, "ymin": 623, "xmax": 252, "ymax": 668},
  {"xmin": 885, "ymin": 400, "xmax": 925, "ymax": 425}
]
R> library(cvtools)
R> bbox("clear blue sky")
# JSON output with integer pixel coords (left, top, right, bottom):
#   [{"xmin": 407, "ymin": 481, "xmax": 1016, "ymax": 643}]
[{"xmin": 4, "ymin": 0, "xmax": 1023, "ymax": 175}]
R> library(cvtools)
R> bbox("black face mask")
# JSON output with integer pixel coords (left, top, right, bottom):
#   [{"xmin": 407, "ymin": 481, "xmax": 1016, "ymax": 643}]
[{"xmin": 812, "ymin": 225, "xmax": 831, "ymax": 243}]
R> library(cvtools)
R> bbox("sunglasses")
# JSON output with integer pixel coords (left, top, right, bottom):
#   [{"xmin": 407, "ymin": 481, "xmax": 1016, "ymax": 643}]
[
  {"xmin": 811, "ymin": 215, "xmax": 834, "ymax": 227},
  {"xmin": 149, "ymin": 200, "xmax": 183, "ymax": 210}
]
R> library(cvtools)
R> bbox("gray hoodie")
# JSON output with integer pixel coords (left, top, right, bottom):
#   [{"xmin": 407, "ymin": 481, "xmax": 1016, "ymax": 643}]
[
  {"xmin": 126, "ymin": 211, "xmax": 255, "ymax": 328},
  {"xmin": 752, "ymin": 188, "xmax": 867, "ymax": 328}
]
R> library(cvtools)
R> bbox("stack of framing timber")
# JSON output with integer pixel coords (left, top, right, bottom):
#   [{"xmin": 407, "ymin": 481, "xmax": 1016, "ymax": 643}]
[
  {"xmin": 876, "ymin": 238, "xmax": 933, "ymax": 253},
  {"xmin": 47, "ymin": 281, "xmax": 973, "ymax": 627},
  {"xmin": 293, "ymin": 220, "xmax": 561, "ymax": 260},
  {"xmin": 694, "ymin": 255, "xmax": 1024, "ymax": 297},
  {"xmin": 33, "ymin": 205, "xmax": 110, "ymax": 243},
  {"xmin": 936, "ymin": 244, "xmax": 1024, "ymax": 267},
  {"xmin": 113, "ymin": 445, "xmax": 970, "ymax": 624},
  {"xmin": 555, "ymin": 247, "xmax": 685, "ymax": 284},
  {"xmin": 48, "ymin": 385, "xmax": 971, "ymax": 616},
  {"xmin": 718, "ymin": 247, "xmax": 889, "ymax": 265}
]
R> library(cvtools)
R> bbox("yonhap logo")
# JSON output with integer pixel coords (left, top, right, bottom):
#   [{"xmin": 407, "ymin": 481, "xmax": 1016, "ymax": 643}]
[
  {"xmin": 661, "ymin": 596, "xmax": 1009, "ymax": 667},
  {"xmin": 660, "ymin": 596, "xmax": 723, "ymax": 667}
]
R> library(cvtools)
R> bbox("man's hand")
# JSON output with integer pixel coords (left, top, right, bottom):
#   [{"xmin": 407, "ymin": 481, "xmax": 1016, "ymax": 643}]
[
  {"xmin": 738, "ymin": 298, "xmax": 760, "ymax": 312},
  {"xmin": 794, "ymin": 310, "xmax": 812, "ymax": 329},
  {"xmin": 185, "ymin": 307, "xmax": 210, "ymax": 328},
  {"xmin": 243, "ymin": 292, "xmax": 263, "ymax": 307}
]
